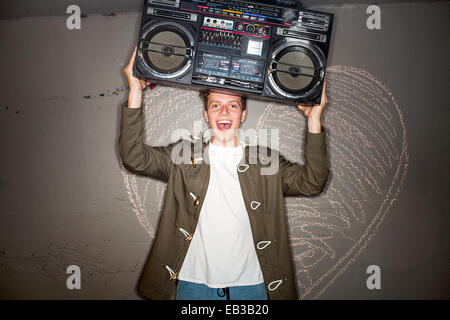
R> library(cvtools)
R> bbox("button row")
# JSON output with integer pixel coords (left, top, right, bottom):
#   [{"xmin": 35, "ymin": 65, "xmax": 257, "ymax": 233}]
[
  {"xmin": 200, "ymin": 31, "xmax": 243, "ymax": 47},
  {"xmin": 236, "ymin": 23, "xmax": 268, "ymax": 35}
]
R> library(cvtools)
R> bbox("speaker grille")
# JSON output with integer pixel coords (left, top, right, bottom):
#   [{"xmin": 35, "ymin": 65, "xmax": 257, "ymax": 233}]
[
  {"xmin": 268, "ymin": 42, "xmax": 324, "ymax": 99},
  {"xmin": 139, "ymin": 22, "xmax": 193, "ymax": 79}
]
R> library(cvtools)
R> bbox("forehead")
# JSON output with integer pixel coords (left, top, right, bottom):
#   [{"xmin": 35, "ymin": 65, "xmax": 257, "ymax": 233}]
[{"xmin": 207, "ymin": 92, "xmax": 242, "ymax": 104}]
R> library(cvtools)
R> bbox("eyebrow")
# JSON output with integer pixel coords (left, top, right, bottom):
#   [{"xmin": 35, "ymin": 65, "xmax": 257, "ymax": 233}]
[{"xmin": 208, "ymin": 100, "xmax": 241, "ymax": 105}]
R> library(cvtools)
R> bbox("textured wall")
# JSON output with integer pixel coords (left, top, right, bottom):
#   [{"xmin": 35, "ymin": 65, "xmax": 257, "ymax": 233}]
[{"xmin": 0, "ymin": 2, "xmax": 449, "ymax": 299}]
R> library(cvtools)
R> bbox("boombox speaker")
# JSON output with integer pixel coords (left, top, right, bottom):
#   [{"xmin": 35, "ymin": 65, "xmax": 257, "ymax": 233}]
[{"xmin": 133, "ymin": 0, "xmax": 333, "ymax": 105}]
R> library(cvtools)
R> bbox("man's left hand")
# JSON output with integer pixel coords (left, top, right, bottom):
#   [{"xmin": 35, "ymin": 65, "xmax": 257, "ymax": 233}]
[{"xmin": 298, "ymin": 81, "xmax": 328, "ymax": 133}]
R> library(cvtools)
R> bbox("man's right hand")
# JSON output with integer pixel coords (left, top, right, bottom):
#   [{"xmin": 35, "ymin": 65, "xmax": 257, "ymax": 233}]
[
  {"xmin": 123, "ymin": 46, "xmax": 155, "ymax": 108},
  {"xmin": 124, "ymin": 46, "xmax": 151, "ymax": 91}
]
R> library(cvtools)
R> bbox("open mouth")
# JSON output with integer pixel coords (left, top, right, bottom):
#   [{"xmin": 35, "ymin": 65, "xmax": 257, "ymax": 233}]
[{"xmin": 216, "ymin": 120, "xmax": 233, "ymax": 131}]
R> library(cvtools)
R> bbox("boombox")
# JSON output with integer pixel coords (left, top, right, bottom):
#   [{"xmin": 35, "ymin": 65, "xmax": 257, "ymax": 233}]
[{"xmin": 133, "ymin": 0, "xmax": 333, "ymax": 105}]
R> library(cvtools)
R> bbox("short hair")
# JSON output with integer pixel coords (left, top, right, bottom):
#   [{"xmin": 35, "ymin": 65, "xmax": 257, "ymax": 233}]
[{"xmin": 199, "ymin": 89, "xmax": 247, "ymax": 111}]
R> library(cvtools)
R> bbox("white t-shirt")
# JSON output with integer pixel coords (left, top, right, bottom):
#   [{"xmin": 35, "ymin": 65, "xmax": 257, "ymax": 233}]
[{"xmin": 178, "ymin": 141, "xmax": 264, "ymax": 288}]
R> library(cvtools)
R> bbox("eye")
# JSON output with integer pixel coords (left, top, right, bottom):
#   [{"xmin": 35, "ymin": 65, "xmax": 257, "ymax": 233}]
[
  {"xmin": 210, "ymin": 104, "xmax": 219, "ymax": 109},
  {"xmin": 230, "ymin": 103, "xmax": 239, "ymax": 109}
]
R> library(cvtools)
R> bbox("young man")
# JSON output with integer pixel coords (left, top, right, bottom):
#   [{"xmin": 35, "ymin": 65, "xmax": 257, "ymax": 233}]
[{"xmin": 119, "ymin": 48, "xmax": 329, "ymax": 300}]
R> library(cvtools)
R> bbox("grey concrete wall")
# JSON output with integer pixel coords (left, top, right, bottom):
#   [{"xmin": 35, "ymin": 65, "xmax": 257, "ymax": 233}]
[
  {"xmin": 1, "ymin": 0, "xmax": 441, "ymax": 18},
  {"xmin": 0, "ymin": 1, "xmax": 449, "ymax": 299}
]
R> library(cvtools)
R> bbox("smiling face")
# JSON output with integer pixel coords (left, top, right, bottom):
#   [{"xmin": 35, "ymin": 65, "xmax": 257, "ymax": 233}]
[{"xmin": 203, "ymin": 91, "xmax": 247, "ymax": 147}]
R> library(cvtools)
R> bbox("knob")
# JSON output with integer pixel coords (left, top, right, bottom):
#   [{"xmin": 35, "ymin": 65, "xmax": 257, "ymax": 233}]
[
  {"xmin": 245, "ymin": 24, "xmax": 255, "ymax": 33},
  {"xmin": 282, "ymin": 9, "xmax": 297, "ymax": 23}
]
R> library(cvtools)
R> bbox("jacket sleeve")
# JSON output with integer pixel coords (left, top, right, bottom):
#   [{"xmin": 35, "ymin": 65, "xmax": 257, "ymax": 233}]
[
  {"xmin": 118, "ymin": 103, "xmax": 178, "ymax": 183},
  {"xmin": 279, "ymin": 128, "xmax": 329, "ymax": 196}
]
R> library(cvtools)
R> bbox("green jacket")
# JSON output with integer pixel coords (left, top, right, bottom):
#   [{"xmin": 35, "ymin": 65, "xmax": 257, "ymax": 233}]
[{"xmin": 118, "ymin": 104, "xmax": 329, "ymax": 300}]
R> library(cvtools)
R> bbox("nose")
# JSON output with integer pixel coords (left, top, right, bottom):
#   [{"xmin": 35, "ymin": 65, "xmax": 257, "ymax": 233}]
[{"xmin": 220, "ymin": 105, "xmax": 230, "ymax": 115}]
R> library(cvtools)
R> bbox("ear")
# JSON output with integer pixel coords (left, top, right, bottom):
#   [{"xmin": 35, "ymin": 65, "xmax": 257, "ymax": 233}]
[
  {"xmin": 203, "ymin": 109, "xmax": 209, "ymax": 122},
  {"xmin": 240, "ymin": 109, "xmax": 247, "ymax": 123}
]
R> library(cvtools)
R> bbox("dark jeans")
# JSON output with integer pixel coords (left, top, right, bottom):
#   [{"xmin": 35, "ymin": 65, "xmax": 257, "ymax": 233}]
[{"xmin": 176, "ymin": 280, "xmax": 268, "ymax": 300}]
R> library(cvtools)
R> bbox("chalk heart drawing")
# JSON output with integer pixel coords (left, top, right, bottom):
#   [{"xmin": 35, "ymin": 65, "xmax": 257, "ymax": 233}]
[{"xmin": 120, "ymin": 65, "xmax": 408, "ymax": 299}]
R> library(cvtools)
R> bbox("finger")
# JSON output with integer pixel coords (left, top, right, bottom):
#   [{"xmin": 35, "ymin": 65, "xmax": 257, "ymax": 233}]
[
  {"xmin": 298, "ymin": 105, "xmax": 311, "ymax": 113},
  {"xmin": 298, "ymin": 105, "xmax": 313, "ymax": 117},
  {"xmin": 126, "ymin": 46, "xmax": 138, "ymax": 69},
  {"xmin": 320, "ymin": 81, "xmax": 328, "ymax": 106}
]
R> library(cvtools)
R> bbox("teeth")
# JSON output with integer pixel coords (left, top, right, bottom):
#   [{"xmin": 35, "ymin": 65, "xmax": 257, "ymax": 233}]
[{"xmin": 218, "ymin": 120, "xmax": 232, "ymax": 124}]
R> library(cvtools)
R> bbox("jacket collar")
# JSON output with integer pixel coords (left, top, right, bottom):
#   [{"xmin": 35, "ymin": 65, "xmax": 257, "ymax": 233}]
[{"xmin": 191, "ymin": 136, "xmax": 259, "ymax": 166}]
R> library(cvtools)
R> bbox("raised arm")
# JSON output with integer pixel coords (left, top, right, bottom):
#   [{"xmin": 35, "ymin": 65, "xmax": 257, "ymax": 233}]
[
  {"xmin": 118, "ymin": 47, "xmax": 175, "ymax": 182},
  {"xmin": 280, "ymin": 81, "xmax": 329, "ymax": 196}
]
